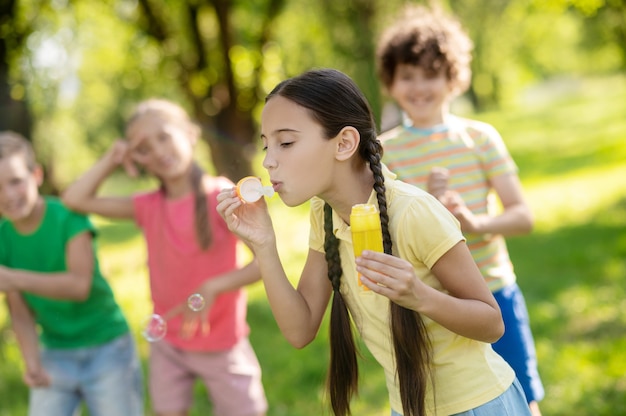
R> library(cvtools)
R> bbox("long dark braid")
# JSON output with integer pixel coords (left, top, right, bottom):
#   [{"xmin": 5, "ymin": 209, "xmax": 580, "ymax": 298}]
[
  {"xmin": 365, "ymin": 139, "xmax": 432, "ymax": 416},
  {"xmin": 324, "ymin": 203, "xmax": 358, "ymax": 416},
  {"xmin": 267, "ymin": 68, "xmax": 432, "ymax": 416}
]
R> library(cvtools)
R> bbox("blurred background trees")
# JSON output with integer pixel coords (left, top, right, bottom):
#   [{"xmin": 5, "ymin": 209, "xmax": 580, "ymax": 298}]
[{"xmin": 1, "ymin": 0, "xmax": 624, "ymax": 190}]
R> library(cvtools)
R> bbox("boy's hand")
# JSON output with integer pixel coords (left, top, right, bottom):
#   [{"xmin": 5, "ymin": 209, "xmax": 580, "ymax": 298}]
[
  {"xmin": 427, "ymin": 167, "xmax": 449, "ymax": 199},
  {"xmin": 23, "ymin": 363, "xmax": 51, "ymax": 388},
  {"xmin": 439, "ymin": 190, "xmax": 484, "ymax": 234}
]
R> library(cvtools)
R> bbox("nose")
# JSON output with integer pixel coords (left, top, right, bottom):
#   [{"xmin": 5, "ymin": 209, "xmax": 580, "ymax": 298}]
[
  {"xmin": 262, "ymin": 150, "xmax": 276, "ymax": 171},
  {"xmin": 408, "ymin": 79, "xmax": 426, "ymax": 94},
  {"xmin": 151, "ymin": 141, "xmax": 173, "ymax": 163}
]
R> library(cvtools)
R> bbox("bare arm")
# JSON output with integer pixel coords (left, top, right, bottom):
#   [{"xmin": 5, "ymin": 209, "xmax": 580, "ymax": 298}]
[
  {"xmin": 165, "ymin": 255, "xmax": 268, "ymax": 339},
  {"xmin": 441, "ymin": 173, "xmax": 533, "ymax": 236},
  {"xmin": 0, "ymin": 231, "xmax": 94, "ymax": 301},
  {"xmin": 6, "ymin": 292, "xmax": 50, "ymax": 387},
  {"xmin": 216, "ymin": 188, "xmax": 332, "ymax": 348},
  {"xmin": 200, "ymin": 255, "xmax": 262, "ymax": 296},
  {"xmin": 256, "ymin": 244, "xmax": 332, "ymax": 348},
  {"xmin": 357, "ymin": 242, "xmax": 504, "ymax": 343},
  {"xmin": 185, "ymin": 255, "xmax": 262, "ymax": 312},
  {"xmin": 62, "ymin": 141, "xmax": 135, "ymax": 220},
  {"xmin": 485, "ymin": 172, "xmax": 534, "ymax": 235}
]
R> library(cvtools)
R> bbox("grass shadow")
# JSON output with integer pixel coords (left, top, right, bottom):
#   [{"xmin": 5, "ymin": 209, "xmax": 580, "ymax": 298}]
[
  {"xmin": 506, "ymin": 197, "xmax": 626, "ymax": 415},
  {"xmin": 509, "ymin": 196, "xmax": 626, "ymax": 302}
]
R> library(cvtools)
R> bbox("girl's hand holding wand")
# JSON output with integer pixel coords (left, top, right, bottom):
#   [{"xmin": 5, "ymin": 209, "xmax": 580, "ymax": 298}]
[{"xmin": 216, "ymin": 188, "xmax": 276, "ymax": 251}]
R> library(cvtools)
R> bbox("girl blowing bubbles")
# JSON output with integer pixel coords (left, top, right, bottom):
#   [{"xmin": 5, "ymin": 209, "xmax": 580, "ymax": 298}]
[
  {"xmin": 217, "ymin": 69, "xmax": 531, "ymax": 416},
  {"xmin": 63, "ymin": 99, "xmax": 267, "ymax": 416}
]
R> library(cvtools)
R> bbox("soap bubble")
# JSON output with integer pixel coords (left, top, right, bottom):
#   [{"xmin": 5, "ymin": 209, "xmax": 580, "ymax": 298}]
[
  {"xmin": 142, "ymin": 314, "xmax": 167, "ymax": 342},
  {"xmin": 187, "ymin": 293, "xmax": 206, "ymax": 312}
]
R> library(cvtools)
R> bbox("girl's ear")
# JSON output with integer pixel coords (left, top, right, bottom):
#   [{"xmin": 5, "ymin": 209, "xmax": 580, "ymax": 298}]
[{"xmin": 335, "ymin": 126, "xmax": 360, "ymax": 162}]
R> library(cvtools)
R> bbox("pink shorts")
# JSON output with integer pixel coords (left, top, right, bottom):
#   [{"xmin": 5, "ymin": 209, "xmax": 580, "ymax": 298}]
[{"xmin": 149, "ymin": 338, "xmax": 268, "ymax": 416}]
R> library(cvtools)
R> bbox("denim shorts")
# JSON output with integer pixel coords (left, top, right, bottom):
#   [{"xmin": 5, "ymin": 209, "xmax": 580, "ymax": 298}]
[
  {"xmin": 492, "ymin": 283, "xmax": 545, "ymax": 403},
  {"xmin": 391, "ymin": 378, "xmax": 531, "ymax": 416},
  {"xmin": 28, "ymin": 333, "xmax": 143, "ymax": 416}
]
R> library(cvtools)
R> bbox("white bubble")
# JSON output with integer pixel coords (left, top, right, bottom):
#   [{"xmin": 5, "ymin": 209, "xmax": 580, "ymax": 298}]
[
  {"xmin": 142, "ymin": 314, "xmax": 167, "ymax": 342},
  {"xmin": 187, "ymin": 293, "xmax": 206, "ymax": 312}
]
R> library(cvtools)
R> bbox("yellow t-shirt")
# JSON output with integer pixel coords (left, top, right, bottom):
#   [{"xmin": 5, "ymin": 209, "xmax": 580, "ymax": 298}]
[{"xmin": 309, "ymin": 166, "xmax": 514, "ymax": 415}]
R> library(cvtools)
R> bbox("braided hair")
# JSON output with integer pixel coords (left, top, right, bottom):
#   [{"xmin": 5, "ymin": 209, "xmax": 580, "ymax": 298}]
[{"xmin": 267, "ymin": 69, "xmax": 432, "ymax": 416}]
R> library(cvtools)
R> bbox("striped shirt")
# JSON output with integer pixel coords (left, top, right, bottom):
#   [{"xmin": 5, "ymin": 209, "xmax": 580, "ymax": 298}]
[{"xmin": 381, "ymin": 116, "xmax": 518, "ymax": 291}]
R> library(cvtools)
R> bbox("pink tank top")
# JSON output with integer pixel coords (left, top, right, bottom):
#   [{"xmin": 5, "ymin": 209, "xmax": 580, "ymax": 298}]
[{"xmin": 133, "ymin": 176, "xmax": 249, "ymax": 351}]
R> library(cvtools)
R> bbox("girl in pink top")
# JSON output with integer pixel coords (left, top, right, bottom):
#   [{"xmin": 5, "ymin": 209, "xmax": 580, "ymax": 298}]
[{"xmin": 63, "ymin": 99, "xmax": 268, "ymax": 416}]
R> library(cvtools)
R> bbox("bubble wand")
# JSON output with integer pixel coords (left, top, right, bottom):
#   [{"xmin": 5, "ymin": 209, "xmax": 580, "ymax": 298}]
[{"xmin": 236, "ymin": 176, "xmax": 275, "ymax": 203}]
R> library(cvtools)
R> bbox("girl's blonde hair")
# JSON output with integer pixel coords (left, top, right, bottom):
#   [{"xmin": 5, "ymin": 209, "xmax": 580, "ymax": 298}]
[{"xmin": 126, "ymin": 99, "xmax": 212, "ymax": 250}]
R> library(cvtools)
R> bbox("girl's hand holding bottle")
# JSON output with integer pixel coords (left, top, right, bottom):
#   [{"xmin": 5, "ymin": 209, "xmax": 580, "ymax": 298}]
[{"xmin": 355, "ymin": 250, "xmax": 431, "ymax": 312}]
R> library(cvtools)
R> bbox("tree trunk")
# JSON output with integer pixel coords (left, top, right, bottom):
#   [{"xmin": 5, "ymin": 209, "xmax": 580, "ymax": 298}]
[
  {"xmin": 199, "ymin": 109, "xmax": 257, "ymax": 181},
  {"xmin": 0, "ymin": 1, "xmax": 32, "ymax": 139}
]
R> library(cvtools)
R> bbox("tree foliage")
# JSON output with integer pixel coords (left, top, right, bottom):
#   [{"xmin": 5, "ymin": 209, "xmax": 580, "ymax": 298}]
[
  {"xmin": 126, "ymin": 0, "xmax": 286, "ymax": 181},
  {"xmin": 0, "ymin": 0, "xmax": 624, "ymax": 186}
]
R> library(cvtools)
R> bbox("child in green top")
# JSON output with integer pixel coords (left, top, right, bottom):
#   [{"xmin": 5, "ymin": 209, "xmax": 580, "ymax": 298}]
[{"xmin": 0, "ymin": 131, "xmax": 143, "ymax": 416}]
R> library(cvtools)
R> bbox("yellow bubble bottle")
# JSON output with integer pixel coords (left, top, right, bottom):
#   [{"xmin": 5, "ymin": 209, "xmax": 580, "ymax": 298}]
[{"xmin": 350, "ymin": 204, "xmax": 384, "ymax": 290}]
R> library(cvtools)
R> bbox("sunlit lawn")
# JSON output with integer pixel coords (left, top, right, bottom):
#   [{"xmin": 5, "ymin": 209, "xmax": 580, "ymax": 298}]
[{"xmin": 1, "ymin": 74, "xmax": 625, "ymax": 415}]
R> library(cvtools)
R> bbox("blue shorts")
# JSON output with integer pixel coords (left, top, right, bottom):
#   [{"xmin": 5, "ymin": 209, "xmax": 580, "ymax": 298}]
[
  {"xmin": 28, "ymin": 333, "xmax": 143, "ymax": 416},
  {"xmin": 492, "ymin": 283, "xmax": 545, "ymax": 403},
  {"xmin": 391, "ymin": 378, "xmax": 531, "ymax": 416}
]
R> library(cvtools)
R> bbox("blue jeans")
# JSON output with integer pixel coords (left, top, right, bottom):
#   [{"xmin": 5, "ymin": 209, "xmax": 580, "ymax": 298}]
[
  {"xmin": 492, "ymin": 283, "xmax": 545, "ymax": 403},
  {"xmin": 391, "ymin": 378, "xmax": 531, "ymax": 416},
  {"xmin": 28, "ymin": 333, "xmax": 143, "ymax": 416}
]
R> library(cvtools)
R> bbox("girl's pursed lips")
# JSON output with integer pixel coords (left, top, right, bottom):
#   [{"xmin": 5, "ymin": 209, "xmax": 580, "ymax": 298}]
[{"xmin": 271, "ymin": 181, "xmax": 282, "ymax": 191}]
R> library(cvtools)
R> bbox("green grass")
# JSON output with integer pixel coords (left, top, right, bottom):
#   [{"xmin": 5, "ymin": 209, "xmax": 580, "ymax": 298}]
[{"xmin": 1, "ymin": 74, "xmax": 625, "ymax": 415}]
